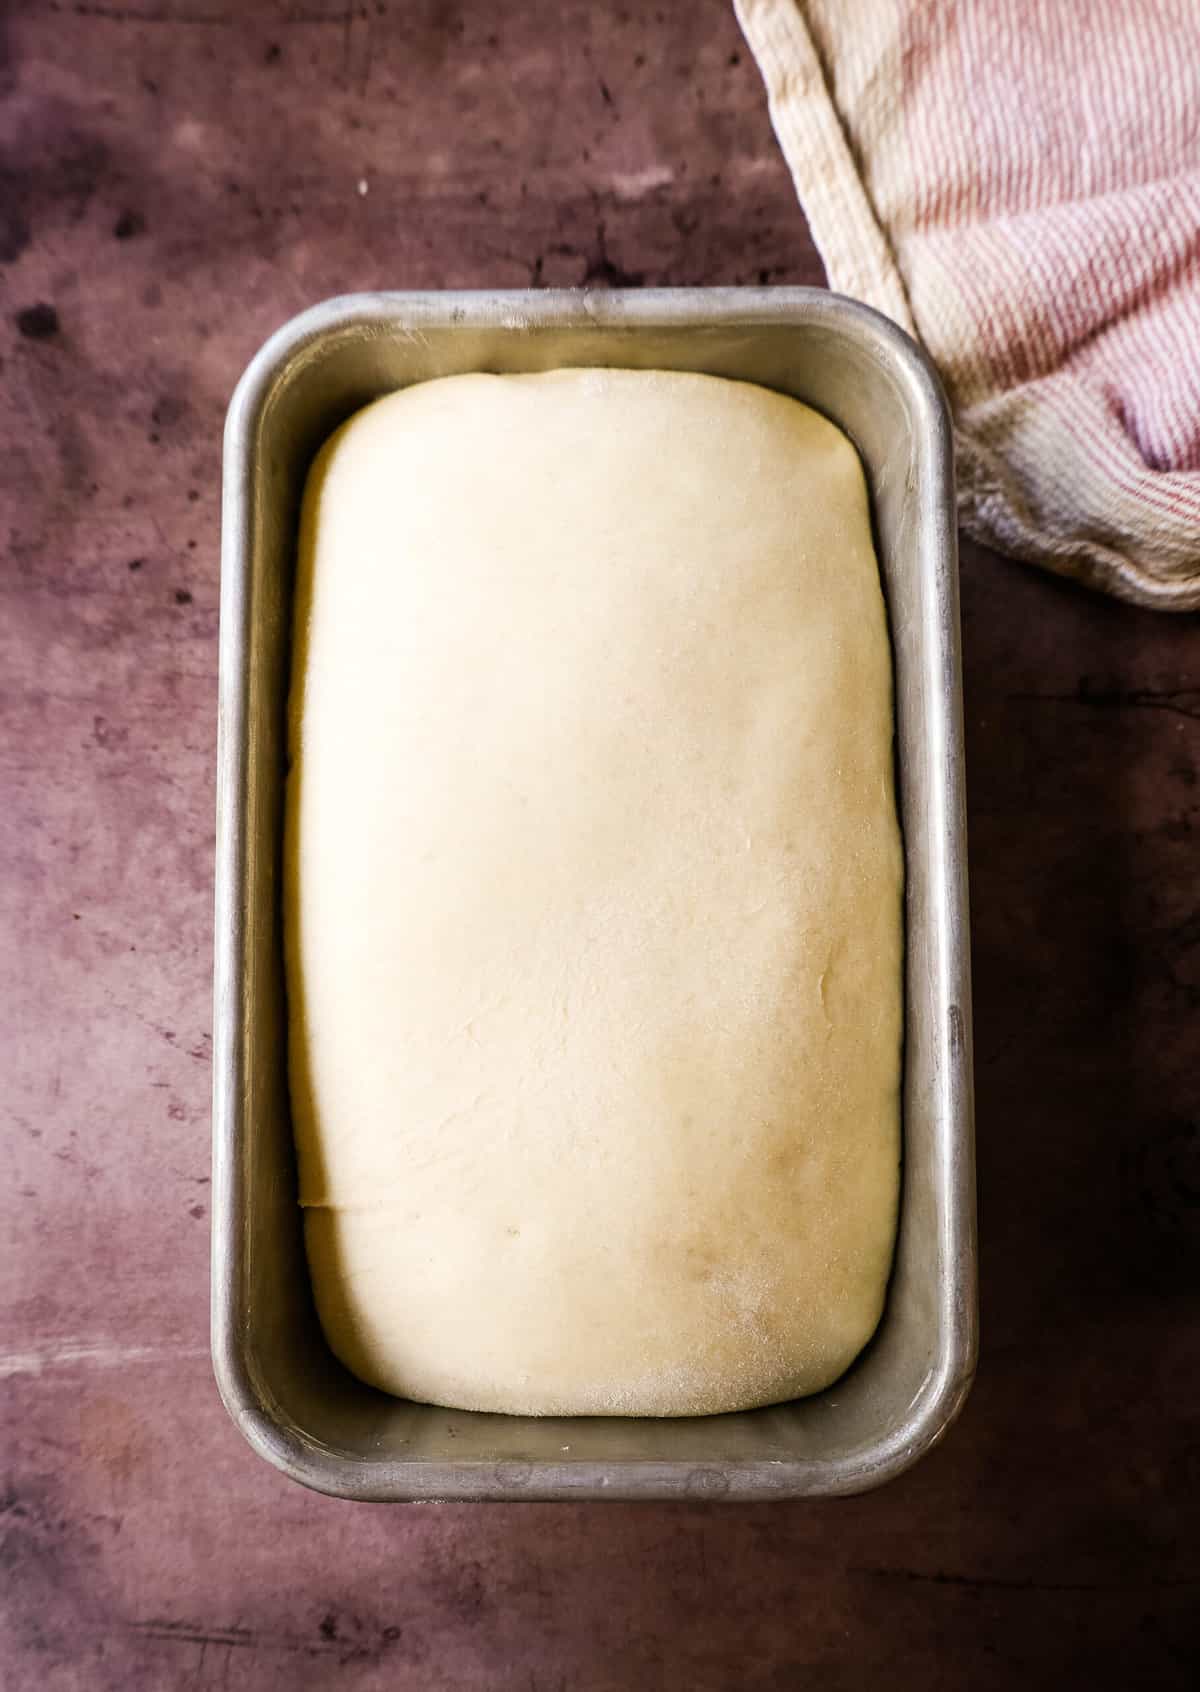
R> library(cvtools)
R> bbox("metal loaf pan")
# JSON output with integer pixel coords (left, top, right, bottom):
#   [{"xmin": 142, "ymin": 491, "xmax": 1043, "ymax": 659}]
[{"xmin": 214, "ymin": 288, "xmax": 976, "ymax": 1500}]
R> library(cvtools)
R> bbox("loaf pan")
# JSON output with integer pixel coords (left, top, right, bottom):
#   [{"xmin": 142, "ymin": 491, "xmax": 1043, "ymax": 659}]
[{"xmin": 214, "ymin": 288, "xmax": 976, "ymax": 1500}]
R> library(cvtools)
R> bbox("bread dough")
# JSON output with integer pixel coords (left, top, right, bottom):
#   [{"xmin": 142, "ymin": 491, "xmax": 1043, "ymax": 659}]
[{"xmin": 285, "ymin": 368, "xmax": 902, "ymax": 1417}]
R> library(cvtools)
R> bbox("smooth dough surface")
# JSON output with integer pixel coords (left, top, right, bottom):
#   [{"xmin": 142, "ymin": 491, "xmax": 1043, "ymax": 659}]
[{"xmin": 286, "ymin": 367, "xmax": 902, "ymax": 1418}]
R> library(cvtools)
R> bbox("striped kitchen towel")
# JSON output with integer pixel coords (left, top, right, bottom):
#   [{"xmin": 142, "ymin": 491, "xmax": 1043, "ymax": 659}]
[{"xmin": 735, "ymin": 0, "xmax": 1200, "ymax": 609}]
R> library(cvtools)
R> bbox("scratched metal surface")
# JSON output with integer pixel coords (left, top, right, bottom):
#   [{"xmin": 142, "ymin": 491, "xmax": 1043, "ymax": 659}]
[{"xmin": 1, "ymin": 2, "xmax": 1197, "ymax": 1687}]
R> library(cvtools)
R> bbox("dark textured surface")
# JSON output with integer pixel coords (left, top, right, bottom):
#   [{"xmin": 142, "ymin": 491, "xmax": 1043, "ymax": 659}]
[{"xmin": 2, "ymin": 3, "xmax": 1198, "ymax": 1687}]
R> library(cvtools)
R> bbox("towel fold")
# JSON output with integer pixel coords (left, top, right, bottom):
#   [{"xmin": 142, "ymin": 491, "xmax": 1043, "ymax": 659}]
[{"xmin": 736, "ymin": 0, "xmax": 1200, "ymax": 609}]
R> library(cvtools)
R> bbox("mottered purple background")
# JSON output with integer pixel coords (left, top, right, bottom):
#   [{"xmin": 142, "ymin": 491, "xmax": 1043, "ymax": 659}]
[{"xmin": 2, "ymin": 3, "xmax": 1198, "ymax": 1686}]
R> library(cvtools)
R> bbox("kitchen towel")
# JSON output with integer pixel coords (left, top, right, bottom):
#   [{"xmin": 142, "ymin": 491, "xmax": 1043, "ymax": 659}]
[{"xmin": 735, "ymin": 0, "xmax": 1200, "ymax": 609}]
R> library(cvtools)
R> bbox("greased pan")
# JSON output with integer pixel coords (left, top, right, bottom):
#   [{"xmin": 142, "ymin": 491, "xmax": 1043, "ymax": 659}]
[{"xmin": 214, "ymin": 288, "xmax": 976, "ymax": 1499}]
